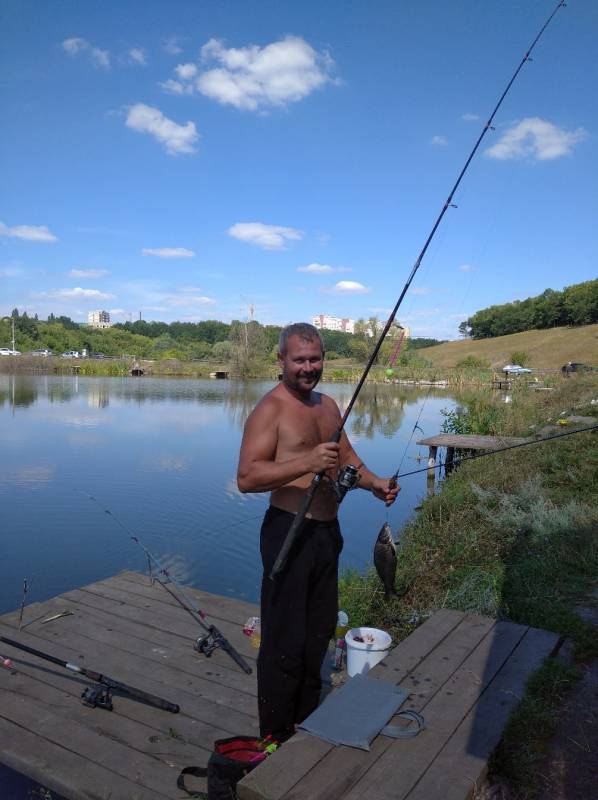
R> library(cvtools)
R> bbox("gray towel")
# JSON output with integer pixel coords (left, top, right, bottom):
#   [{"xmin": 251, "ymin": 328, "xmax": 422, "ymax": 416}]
[{"xmin": 298, "ymin": 673, "xmax": 414, "ymax": 751}]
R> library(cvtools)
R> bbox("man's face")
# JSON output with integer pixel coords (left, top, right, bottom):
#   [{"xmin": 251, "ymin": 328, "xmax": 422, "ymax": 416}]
[{"xmin": 278, "ymin": 335, "xmax": 324, "ymax": 394}]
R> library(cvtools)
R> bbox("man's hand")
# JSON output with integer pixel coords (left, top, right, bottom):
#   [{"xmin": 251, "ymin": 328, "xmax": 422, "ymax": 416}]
[
  {"xmin": 307, "ymin": 442, "xmax": 340, "ymax": 474},
  {"xmin": 371, "ymin": 477, "xmax": 400, "ymax": 506}
]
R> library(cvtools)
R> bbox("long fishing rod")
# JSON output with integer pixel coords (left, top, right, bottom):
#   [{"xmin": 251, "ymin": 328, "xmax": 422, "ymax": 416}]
[
  {"xmin": 82, "ymin": 493, "xmax": 253, "ymax": 675},
  {"xmin": 393, "ymin": 423, "xmax": 598, "ymax": 481},
  {"xmin": 0, "ymin": 634, "xmax": 179, "ymax": 713},
  {"xmin": 270, "ymin": 0, "xmax": 567, "ymax": 579}
]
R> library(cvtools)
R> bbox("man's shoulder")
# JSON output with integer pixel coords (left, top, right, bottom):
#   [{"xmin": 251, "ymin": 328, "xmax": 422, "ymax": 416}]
[{"xmin": 248, "ymin": 387, "xmax": 285, "ymax": 420}]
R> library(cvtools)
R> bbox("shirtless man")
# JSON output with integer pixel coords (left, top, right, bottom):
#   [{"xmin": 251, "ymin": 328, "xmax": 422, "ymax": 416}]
[{"xmin": 237, "ymin": 322, "xmax": 399, "ymax": 741}]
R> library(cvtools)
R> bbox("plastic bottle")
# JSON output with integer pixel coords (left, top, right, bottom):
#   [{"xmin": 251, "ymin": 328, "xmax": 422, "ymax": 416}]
[
  {"xmin": 335, "ymin": 610, "xmax": 349, "ymax": 640},
  {"xmin": 250, "ymin": 620, "xmax": 261, "ymax": 649},
  {"xmin": 331, "ymin": 638, "xmax": 346, "ymax": 670}
]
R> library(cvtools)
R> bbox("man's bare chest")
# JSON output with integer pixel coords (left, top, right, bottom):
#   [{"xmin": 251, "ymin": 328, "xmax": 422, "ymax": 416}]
[{"xmin": 277, "ymin": 406, "xmax": 337, "ymax": 453}]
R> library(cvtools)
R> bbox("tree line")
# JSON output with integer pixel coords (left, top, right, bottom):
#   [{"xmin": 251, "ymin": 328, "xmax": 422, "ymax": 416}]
[
  {"xmin": 2, "ymin": 309, "xmax": 443, "ymax": 368},
  {"xmin": 459, "ymin": 279, "xmax": 598, "ymax": 340}
]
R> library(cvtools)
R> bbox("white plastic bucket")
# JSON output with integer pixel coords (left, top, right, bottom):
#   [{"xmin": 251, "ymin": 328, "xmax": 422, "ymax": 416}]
[{"xmin": 345, "ymin": 627, "xmax": 392, "ymax": 677}]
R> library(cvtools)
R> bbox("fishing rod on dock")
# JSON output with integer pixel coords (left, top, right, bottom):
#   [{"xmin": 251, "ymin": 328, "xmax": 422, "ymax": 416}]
[
  {"xmin": 0, "ymin": 634, "xmax": 180, "ymax": 713},
  {"xmin": 270, "ymin": 0, "xmax": 568, "ymax": 579},
  {"xmin": 392, "ymin": 423, "xmax": 598, "ymax": 481},
  {"xmin": 82, "ymin": 493, "xmax": 253, "ymax": 675}
]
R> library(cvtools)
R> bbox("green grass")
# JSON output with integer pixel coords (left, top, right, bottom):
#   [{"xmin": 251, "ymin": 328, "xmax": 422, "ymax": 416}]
[
  {"xmin": 488, "ymin": 658, "xmax": 579, "ymax": 798},
  {"xmin": 420, "ymin": 323, "xmax": 598, "ymax": 370},
  {"xmin": 339, "ymin": 374, "xmax": 598, "ymax": 796}
]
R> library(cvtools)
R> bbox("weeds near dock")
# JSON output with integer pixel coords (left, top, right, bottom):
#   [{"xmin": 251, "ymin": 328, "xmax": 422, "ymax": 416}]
[{"xmin": 339, "ymin": 373, "xmax": 598, "ymax": 797}]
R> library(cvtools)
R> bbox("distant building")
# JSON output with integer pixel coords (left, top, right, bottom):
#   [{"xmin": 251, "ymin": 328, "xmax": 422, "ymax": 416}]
[
  {"xmin": 88, "ymin": 310, "xmax": 111, "ymax": 329},
  {"xmin": 312, "ymin": 315, "xmax": 355, "ymax": 335}
]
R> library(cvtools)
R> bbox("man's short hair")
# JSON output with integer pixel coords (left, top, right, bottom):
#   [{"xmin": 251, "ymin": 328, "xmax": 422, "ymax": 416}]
[{"xmin": 278, "ymin": 323, "xmax": 325, "ymax": 356}]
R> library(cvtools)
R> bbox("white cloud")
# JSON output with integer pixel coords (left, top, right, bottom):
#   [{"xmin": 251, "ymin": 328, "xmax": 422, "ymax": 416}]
[
  {"xmin": 166, "ymin": 294, "xmax": 216, "ymax": 307},
  {"xmin": 69, "ymin": 268, "xmax": 109, "ymax": 278},
  {"xmin": 142, "ymin": 247, "xmax": 196, "ymax": 258},
  {"xmin": 228, "ymin": 222, "xmax": 302, "ymax": 250},
  {"xmin": 62, "ymin": 37, "xmax": 87, "ymax": 56},
  {"xmin": 431, "ymin": 135, "xmax": 448, "ymax": 146},
  {"xmin": 297, "ymin": 262, "xmax": 349, "ymax": 273},
  {"xmin": 163, "ymin": 37, "xmax": 183, "ymax": 55},
  {"xmin": 330, "ymin": 281, "xmax": 370, "ymax": 294},
  {"xmin": 461, "ymin": 112, "xmax": 479, "ymax": 122},
  {"xmin": 410, "ymin": 287, "xmax": 431, "ymax": 295},
  {"xmin": 163, "ymin": 36, "xmax": 334, "ymax": 111},
  {"xmin": 62, "ymin": 37, "xmax": 110, "ymax": 69},
  {"xmin": 485, "ymin": 117, "xmax": 587, "ymax": 161},
  {"xmin": 91, "ymin": 47, "xmax": 110, "ymax": 68},
  {"xmin": 159, "ymin": 79, "xmax": 189, "ymax": 95},
  {"xmin": 0, "ymin": 221, "xmax": 58, "ymax": 242},
  {"xmin": 49, "ymin": 287, "xmax": 115, "ymax": 300},
  {"xmin": 129, "ymin": 48, "xmax": 147, "ymax": 66},
  {"xmin": 126, "ymin": 104, "xmax": 199, "ymax": 155},
  {"xmin": 175, "ymin": 63, "xmax": 198, "ymax": 80},
  {"xmin": 458, "ymin": 264, "xmax": 475, "ymax": 272}
]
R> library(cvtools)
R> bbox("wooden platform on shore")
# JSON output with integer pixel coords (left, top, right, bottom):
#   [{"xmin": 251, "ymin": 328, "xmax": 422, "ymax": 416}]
[
  {"xmin": 416, "ymin": 433, "xmax": 532, "ymax": 451},
  {"xmin": 239, "ymin": 610, "xmax": 561, "ymax": 800},
  {"xmin": 415, "ymin": 433, "xmax": 533, "ymax": 480},
  {"xmin": 0, "ymin": 571, "xmax": 259, "ymax": 800}
]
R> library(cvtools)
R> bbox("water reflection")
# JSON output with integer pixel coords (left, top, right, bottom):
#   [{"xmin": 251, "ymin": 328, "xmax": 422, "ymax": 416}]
[{"xmin": 0, "ymin": 374, "xmax": 456, "ymax": 614}]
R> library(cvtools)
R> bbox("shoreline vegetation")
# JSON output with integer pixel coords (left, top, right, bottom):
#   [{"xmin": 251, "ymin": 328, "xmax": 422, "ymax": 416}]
[{"xmin": 339, "ymin": 371, "xmax": 598, "ymax": 798}]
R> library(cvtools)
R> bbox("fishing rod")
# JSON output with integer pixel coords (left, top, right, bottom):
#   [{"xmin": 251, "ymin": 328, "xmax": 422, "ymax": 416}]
[
  {"xmin": 0, "ymin": 634, "xmax": 179, "ymax": 713},
  {"xmin": 82, "ymin": 493, "xmax": 253, "ymax": 675},
  {"xmin": 270, "ymin": 0, "xmax": 567, "ymax": 579},
  {"xmin": 393, "ymin": 423, "xmax": 598, "ymax": 481}
]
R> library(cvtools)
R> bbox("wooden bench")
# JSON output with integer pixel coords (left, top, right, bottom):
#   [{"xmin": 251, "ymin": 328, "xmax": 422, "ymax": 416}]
[{"xmin": 238, "ymin": 610, "xmax": 561, "ymax": 800}]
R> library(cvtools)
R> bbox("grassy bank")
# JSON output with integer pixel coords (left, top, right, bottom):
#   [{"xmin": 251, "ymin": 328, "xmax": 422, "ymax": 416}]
[
  {"xmin": 339, "ymin": 373, "xmax": 598, "ymax": 796},
  {"xmin": 421, "ymin": 323, "xmax": 598, "ymax": 369}
]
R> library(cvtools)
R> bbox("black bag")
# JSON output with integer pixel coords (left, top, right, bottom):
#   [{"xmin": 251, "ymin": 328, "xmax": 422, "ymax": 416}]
[{"xmin": 177, "ymin": 735, "xmax": 277, "ymax": 800}]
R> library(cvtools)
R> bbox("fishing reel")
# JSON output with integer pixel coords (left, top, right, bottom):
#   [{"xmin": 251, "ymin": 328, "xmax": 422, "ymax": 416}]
[
  {"xmin": 194, "ymin": 625, "xmax": 219, "ymax": 658},
  {"xmin": 81, "ymin": 684, "xmax": 114, "ymax": 711},
  {"xmin": 334, "ymin": 464, "xmax": 360, "ymax": 504}
]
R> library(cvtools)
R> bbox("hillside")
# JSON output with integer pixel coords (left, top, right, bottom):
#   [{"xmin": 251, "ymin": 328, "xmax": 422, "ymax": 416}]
[{"xmin": 420, "ymin": 323, "xmax": 598, "ymax": 369}]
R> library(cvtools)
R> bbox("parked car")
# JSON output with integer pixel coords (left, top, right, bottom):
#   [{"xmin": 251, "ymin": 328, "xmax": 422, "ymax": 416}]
[
  {"xmin": 61, "ymin": 350, "xmax": 80, "ymax": 358},
  {"xmin": 562, "ymin": 362, "xmax": 597, "ymax": 373},
  {"xmin": 30, "ymin": 348, "xmax": 53, "ymax": 357},
  {"xmin": 502, "ymin": 364, "xmax": 532, "ymax": 374},
  {"xmin": 0, "ymin": 347, "xmax": 21, "ymax": 356}
]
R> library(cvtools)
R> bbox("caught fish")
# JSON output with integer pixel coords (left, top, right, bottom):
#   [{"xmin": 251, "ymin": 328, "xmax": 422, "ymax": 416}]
[{"xmin": 374, "ymin": 522, "xmax": 398, "ymax": 599}]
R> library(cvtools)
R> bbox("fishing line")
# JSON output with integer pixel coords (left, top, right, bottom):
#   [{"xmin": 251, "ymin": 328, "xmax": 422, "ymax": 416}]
[
  {"xmin": 270, "ymin": 0, "xmax": 567, "ymax": 578},
  {"xmin": 78, "ymin": 490, "xmax": 254, "ymax": 673},
  {"xmin": 392, "ymin": 423, "xmax": 598, "ymax": 481}
]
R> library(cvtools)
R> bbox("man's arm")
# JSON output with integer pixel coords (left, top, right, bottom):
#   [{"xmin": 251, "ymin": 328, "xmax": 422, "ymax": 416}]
[{"xmin": 237, "ymin": 398, "xmax": 340, "ymax": 493}]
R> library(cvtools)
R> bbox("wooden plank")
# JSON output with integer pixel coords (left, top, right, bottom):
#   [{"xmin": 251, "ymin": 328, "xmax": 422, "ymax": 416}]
[
  {"xmin": 9, "ymin": 591, "xmax": 258, "ymax": 694},
  {"xmin": 343, "ymin": 619, "xmax": 529, "ymax": 800},
  {"xmin": 0, "ymin": 689, "xmax": 186, "ymax": 799},
  {"xmin": 116, "ymin": 570, "xmax": 260, "ymax": 622},
  {"xmin": 405, "ymin": 627, "xmax": 561, "ymax": 800},
  {"xmin": 281, "ymin": 614, "xmax": 498, "ymax": 800},
  {"xmin": 53, "ymin": 585, "xmax": 258, "ymax": 662},
  {"xmin": 0, "ymin": 619, "xmax": 259, "ymax": 733},
  {"xmin": 0, "ymin": 636, "xmax": 239, "ymax": 753},
  {"xmin": 416, "ymin": 434, "xmax": 530, "ymax": 449},
  {"xmin": 0, "ymin": 716, "xmax": 172, "ymax": 800},
  {"xmin": 237, "ymin": 610, "xmax": 466, "ymax": 800}
]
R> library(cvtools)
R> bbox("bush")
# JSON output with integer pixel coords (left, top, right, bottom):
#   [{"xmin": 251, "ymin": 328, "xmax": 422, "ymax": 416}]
[
  {"xmin": 510, "ymin": 350, "xmax": 529, "ymax": 367},
  {"xmin": 456, "ymin": 355, "xmax": 490, "ymax": 369}
]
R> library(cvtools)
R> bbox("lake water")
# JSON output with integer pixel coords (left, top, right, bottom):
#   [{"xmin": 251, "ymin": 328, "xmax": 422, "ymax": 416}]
[{"xmin": 0, "ymin": 374, "xmax": 456, "ymax": 615}]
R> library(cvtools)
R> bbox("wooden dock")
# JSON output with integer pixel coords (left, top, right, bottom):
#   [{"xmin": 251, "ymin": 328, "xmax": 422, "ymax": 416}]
[
  {"xmin": 0, "ymin": 571, "xmax": 260, "ymax": 800},
  {"xmin": 0, "ymin": 576, "xmax": 562, "ymax": 800},
  {"xmin": 238, "ymin": 610, "xmax": 561, "ymax": 800},
  {"xmin": 416, "ymin": 433, "xmax": 533, "ymax": 480}
]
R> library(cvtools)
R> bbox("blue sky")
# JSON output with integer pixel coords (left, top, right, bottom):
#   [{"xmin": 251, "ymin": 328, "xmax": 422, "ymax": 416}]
[{"xmin": 1, "ymin": 0, "xmax": 596, "ymax": 339}]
